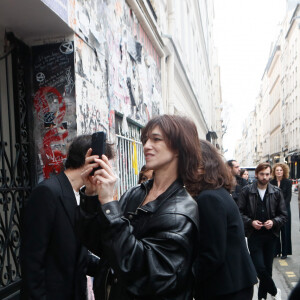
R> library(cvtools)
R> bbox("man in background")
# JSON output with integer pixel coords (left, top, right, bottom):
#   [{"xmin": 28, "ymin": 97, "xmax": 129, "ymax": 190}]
[
  {"xmin": 227, "ymin": 159, "xmax": 248, "ymax": 203},
  {"xmin": 238, "ymin": 163, "xmax": 287, "ymax": 300}
]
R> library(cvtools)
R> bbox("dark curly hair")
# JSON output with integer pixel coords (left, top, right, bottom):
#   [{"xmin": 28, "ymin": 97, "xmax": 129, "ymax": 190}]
[{"xmin": 197, "ymin": 139, "xmax": 233, "ymax": 193}]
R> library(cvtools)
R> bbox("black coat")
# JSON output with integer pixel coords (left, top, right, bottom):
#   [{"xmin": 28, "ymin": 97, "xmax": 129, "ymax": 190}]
[
  {"xmin": 193, "ymin": 188, "xmax": 257, "ymax": 299},
  {"xmin": 270, "ymin": 178, "xmax": 292, "ymax": 204},
  {"xmin": 77, "ymin": 179, "xmax": 199, "ymax": 300},
  {"xmin": 232, "ymin": 176, "xmax": 248, "ymax": 203},
  {"xmin": 270, "ymin": 177, "xmax": 293, "ymax": 256},
  {"xmin": 238, "ymin": 182, "xmax": 288, "ymax": 237},
  {"xmin": 20, "ymin": 172, "xmax": 98, "ymax": 300}
]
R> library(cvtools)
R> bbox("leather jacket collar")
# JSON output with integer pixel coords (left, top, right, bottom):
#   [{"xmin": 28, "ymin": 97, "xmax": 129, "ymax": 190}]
[
  {"xmin": 248, "ymin": 181, "xmax": 277, "ymax": 194},
  {"xmin": 139, "ymin": 178, "xmax": 184, "ymax": 213}
]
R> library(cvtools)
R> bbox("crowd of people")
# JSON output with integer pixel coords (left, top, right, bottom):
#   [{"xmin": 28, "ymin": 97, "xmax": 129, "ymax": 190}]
[{"xmin": 20, "ymin": 114, "xmax": 299, "ymax": 300}]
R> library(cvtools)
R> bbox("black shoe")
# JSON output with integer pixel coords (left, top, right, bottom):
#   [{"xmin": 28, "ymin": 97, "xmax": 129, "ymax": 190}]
[{"xmin": 281, "ymin": 255, "xmax": 287, "ymax": 259}]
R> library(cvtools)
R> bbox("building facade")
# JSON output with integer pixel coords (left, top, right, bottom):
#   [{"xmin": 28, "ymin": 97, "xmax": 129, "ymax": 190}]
[
  {"xmin": 0, "ymin": 0, "xmax": 222, "ymax": 298},
  {"xmin": 234, "ymin": 2, "xmax": 300, "ymax": 178},
  {"xmin": 158, "ymin": 0, "xmax": 222, "ymax": 147}
]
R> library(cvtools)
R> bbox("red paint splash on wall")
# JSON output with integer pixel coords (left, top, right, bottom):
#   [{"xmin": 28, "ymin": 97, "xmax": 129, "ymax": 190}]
[{"xmin": 34, "ymin": 86, "xmax": 68, "ymax": 178}]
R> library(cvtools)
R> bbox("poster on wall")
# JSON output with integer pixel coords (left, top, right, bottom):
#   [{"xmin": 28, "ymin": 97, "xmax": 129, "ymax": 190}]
[{"xmin": 32, "ymin": 41, "xmax": 76, "ymax": 181}]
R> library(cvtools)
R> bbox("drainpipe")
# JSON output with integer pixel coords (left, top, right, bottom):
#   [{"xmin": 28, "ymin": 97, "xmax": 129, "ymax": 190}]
[{"xmin": 163, "ymin": 0, "xmax": 175, "ymax": 114}]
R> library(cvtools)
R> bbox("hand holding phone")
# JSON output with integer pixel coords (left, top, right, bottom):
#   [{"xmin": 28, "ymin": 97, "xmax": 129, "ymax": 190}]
[{"xmin": 90, "ymin": 131, "xmax": 106, "ymax": 175}]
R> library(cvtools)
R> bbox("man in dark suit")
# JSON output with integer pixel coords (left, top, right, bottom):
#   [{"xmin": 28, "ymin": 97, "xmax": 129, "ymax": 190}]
[{"xmin": 20, "ymin": 135, "xmax": 101, "ymax": 300}]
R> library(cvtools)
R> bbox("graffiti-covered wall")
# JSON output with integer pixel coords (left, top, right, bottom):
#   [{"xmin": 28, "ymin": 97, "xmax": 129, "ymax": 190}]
[
  {"xmin": 74, "ymin": 0, "xmax": 163, "ymax": 137},
  {"xmin": 75, "ymin": 36, "xmax": 109, "ymax": 136},
  {"xmin": 31, "ymin": 0, "xmax": 163, "ymax": 180},
  {"xmin": 32, "ymin": 42, "xmax": 76, "ymax": 180}
]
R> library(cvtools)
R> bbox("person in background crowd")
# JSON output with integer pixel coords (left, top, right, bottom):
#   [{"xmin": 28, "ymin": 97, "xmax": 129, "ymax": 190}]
[
  {"xmin": 270, "ymin": 163, "xmax": 292, "ymax": 260},
  {"xmin": 138, "ymin": 165, "xmax": 153, "ymax": 184},
  {"xmin": 20, "ymin": 135, "xmax": 108, "ymax": 300},
  {"xmin": 238, "ymin": 163, "xmax": 287, "ymax": 300},
  {"xmin": 227, "ymin": 159, "xmax": 248, "ymax": 203},
  {"xmin": 76, "ymin": 115, "xmax": 201, "ymax": 300},
  {"xmin": 240, "ymin": 168, "xmax": 249, "ymax": 182},
  {"xmin": 193, "ymin": 140, "xmax": 257, "ymax": 300}
]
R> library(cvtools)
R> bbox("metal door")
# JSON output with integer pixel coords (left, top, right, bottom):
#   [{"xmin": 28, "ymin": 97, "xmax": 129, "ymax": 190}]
[{"xmin": 0, "ymin": 34, "xmax": 33, "ymax": 300}]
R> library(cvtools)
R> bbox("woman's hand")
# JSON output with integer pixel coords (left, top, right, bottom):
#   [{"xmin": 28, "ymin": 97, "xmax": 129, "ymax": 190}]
[
  {"xmin": 93, "ymin": 155, "xmax": 117, "ymax": 205},
  {"xmin": 81, "ymin": 148, "xmax": 100, "ymax": 196}
]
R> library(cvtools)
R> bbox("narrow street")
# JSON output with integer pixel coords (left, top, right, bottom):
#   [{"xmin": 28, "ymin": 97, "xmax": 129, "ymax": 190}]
[{"xmin": 253, "ymin": 191, "xmax": 300, "ymax": 299}]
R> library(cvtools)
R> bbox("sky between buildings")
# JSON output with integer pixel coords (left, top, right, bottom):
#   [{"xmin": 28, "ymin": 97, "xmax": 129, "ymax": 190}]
[{"xmin": 213, "ymin": 0, "xmax": 286, "ymax": 161}]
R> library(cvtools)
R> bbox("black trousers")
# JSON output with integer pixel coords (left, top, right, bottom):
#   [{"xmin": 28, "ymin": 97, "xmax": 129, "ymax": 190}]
[
  {"xmin": 275, "ymin": 202, "xmax": 292, "ymax": 256},
  {"xmin": 248, "ymin": 232, "xmax": 277, "ymax": 299}
]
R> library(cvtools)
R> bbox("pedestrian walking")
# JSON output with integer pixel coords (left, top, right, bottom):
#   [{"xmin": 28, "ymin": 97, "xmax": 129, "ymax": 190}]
[
  {"xmin": 270, "ymin": 163, "xmax": 292, "ymax": 259},
  {"xmin": 193, "ymin": 140, "xmax": 257, "ymax": 300},
  {"xmin": 238, "ymin": 163, "xmax": 288, "ymax": 300},
  {"xmin": 76, "ymin": 115, "xmax": 201, "ymax": 300}
]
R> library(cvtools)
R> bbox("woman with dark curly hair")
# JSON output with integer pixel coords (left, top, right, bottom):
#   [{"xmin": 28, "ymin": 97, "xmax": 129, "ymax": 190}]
[
  {"xmin": 193, "ymin": 140, "xmax": 257, "ymax": 300},
  {"xmin": 270, "ymin": 163, "xmax": 292, "ymax": 259}
]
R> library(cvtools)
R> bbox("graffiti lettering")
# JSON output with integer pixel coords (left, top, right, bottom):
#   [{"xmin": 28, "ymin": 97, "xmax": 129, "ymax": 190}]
[{"xmin": 34, "ymin": 86, "xmax": 68, "ymax": 178}]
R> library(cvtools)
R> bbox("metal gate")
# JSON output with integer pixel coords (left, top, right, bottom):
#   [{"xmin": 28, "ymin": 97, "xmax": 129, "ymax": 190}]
[
  {"xmin": 0, "ymin": 35, "xmax": 33, "ymax": 299},
  {"xmin": 116, "ymin": 134, "xmax": 145, "ymax": 198}
]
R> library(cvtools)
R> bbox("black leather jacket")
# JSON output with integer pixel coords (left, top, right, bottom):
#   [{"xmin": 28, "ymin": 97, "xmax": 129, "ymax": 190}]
[
  {"xmin": 232, "ymin": 175, "xmax": 248, "ymax": 203},
  {"xmin": 76, "ymin": 179, "xmax": 199, "ymax": 300},
  {"xmin": 237, "ymin": 182, "xmax": 287, "ymax": 237}
]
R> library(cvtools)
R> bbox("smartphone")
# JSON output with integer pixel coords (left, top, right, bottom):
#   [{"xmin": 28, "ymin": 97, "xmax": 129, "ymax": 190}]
[{"xmin": 90, "ymin": 131, "xmax": 106, "ymax": 175}]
